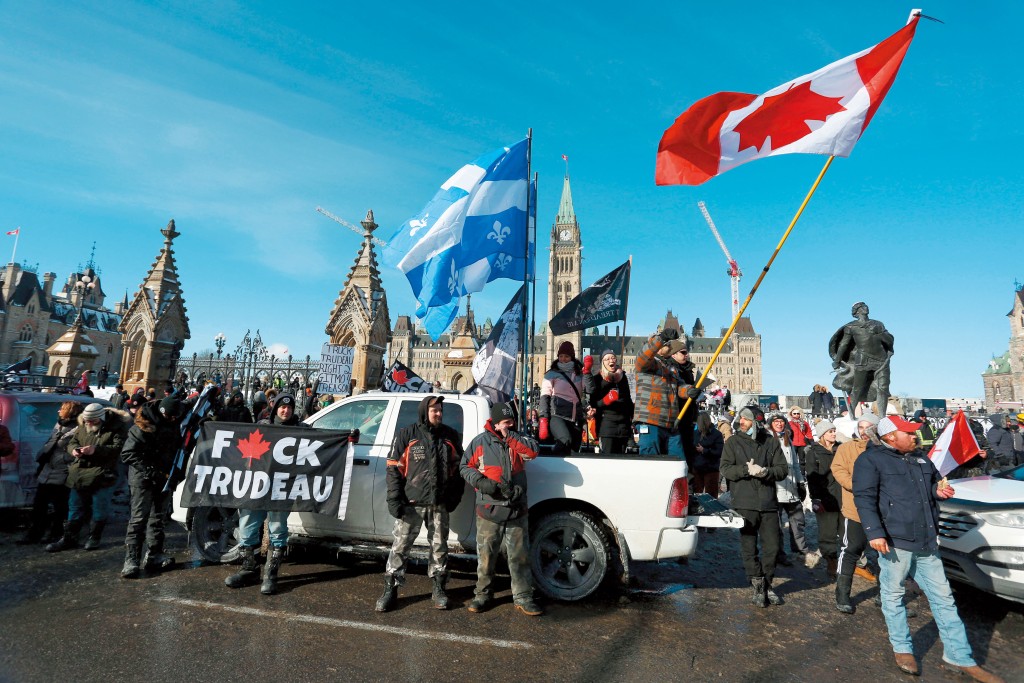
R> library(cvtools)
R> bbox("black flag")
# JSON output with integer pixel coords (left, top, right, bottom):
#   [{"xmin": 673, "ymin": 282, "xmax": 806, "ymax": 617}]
[
  {"xmin": 548, "ymin": 259, "xmax": 630, "ymax": 335},
  {"xmin": 471, "ymin": 284, "xmax": 527, "ymax": 405},
  {"xmin": 380, "ymin": 360, "xmax": 434, "ymax": 393},
  {"xmin": 2, "ymin": 357, "xmax": 32, "ymax": 375}
]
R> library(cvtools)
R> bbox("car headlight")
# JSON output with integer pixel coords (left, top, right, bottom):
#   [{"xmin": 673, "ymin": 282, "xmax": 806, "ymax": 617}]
[
  {"xmin": 978, "ymin": 511, "xmax": 1024, "ymax": 528},
  {"xmin": 975, "ymin": 548, "xmax": 1024, "ymax": 568}
]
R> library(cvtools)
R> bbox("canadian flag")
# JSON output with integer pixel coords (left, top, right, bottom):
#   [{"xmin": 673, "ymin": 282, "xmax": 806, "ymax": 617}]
[
  {"xmin": 928, "ymin": 411, "xmax": 982, "ymax": 477},
  {"xmin": 656, "ymin": 12, "xmax": 920, "ymax": 186},
  {"xmin": 6, "ymin": 228, "xmax": 19, "ymax": 236}
]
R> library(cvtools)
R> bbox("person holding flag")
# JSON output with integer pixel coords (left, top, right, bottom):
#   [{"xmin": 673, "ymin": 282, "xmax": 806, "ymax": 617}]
[{"xmin": 854, "ymin": 416, "xmax": 1005, "ymax": 681}]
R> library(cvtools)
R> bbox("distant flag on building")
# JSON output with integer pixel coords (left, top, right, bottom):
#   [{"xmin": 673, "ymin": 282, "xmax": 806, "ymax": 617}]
[
  {"xmin": 470, "ymin": 284, "xmax": 526, "ymax": 405},
  {"xmin": 382, "ymin": 139, "xmax": 530, "ymax": 341},
  {"xmin": 380, "ymin": 360, "xmax": 434, "ymax": 394},
  {"xmin": 656, "ymin": 12, "xmax": 921, "ymax": 186},
  {"xmin": 928, "ymin": 411, "xmax": 982, "ymax": 477},
  {"xmin": 548, "ymin": 259, "xmax": 631, "ymax": 335},
  {"xmin": 5, "ymin": 228, "xmax": 19, "ymax": 236},
  {"xmin": 561, "ymin": 154, "xmax": 568, "ymax": 161}
]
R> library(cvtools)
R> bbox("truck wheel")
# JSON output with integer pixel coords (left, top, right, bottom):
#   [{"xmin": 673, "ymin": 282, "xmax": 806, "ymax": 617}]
[
  {"xmin": 189, "ymin": 506, "xmax": 241, "ymax": 564},
  {"xmin": 530, "ymin": 510, "xmax": 611, "ymax": 601}
]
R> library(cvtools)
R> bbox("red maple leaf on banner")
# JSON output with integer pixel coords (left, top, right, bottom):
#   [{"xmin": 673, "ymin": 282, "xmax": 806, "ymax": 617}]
[
  {"xmin": 733, "ymin": 80, "xmax": 847, "ymax": 152},
  {"xmin": 238, "ymin": 430, "xmax": 271, "ymax": 468},
  {"xmin": 392, "ymin": 369, "xmax": 408, "ymax": 385}
]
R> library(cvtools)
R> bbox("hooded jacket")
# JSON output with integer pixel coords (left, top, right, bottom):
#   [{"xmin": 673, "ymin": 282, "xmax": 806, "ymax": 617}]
[
  {"xmin": 217, "ymin": 391, "xmax": 254, "ymax": 423},
  {"xmin": 36, "ymin": 418, "xmax": 79, "ymax": 485},
  {"xmin": 258, "ymin": 392, "xmax": 302, "ymax": 426},
  {"xmin": 853, "ymin": 441, "xmax": 942, "ymax": 553},
  {"xmin": 386, "ymin": 396, "xmax": 464, "ymax": 508},
  {"xmin": 804, "ymin": 440, "xmax": 841, "ymax": 512},
  {"xmin": 831, "ymin": 436, "xmax": 870, "ymax": 522},
  {"xmin": 720, "ymin": 427, "xmax": 788, "ymax": 512},
  {"xmin": 65, "ymin": 408, "xmax": 130, "ymax": 490},
  {"xmin": 461, "ymin": 420, "xmax": 539, "ymax": 522},
  {"xmin": 584, "ymin": 367, "xmax": 634, "ymax": 439},
  {"xmin": 121, "ymin": 403, "xmax": 183, "ymax": 480}
]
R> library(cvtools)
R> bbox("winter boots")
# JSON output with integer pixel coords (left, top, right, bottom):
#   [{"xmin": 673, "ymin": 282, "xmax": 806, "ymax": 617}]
[
  {"xmin": 826, "ymin": 557, "xmax": 839, "ymax": 581},
  {"xmin": 467, "ymin": 594, "xmax": 491, "ymax": 613},
  {"xmin": 225, "ymin": 546, "xmax": 261, "ymax": 589},
  {"xmin": 751, "ymin": 577, "xmax": 767, "ymax": 608},
  {"xmin": 431, "ymin": 575, "xmax": 449, "ymax": 610},
  {"xmin": 45, "ymin": 520, "xmax": 83, "ymax": 553},
  {"xmin": 375, "ymin": 575, "xmax": 398, "ymax": 612},
  {"xmin": 514, "ymin": 597, "xmax": 544, "ymax": 616},
  {"xmin": 83, "ymin": 521, "xmax": 105, "ymax": 550},
  {"xmin": 143, "ymin": 546, "xmax": 176, "ymax": 572},
  {"xmin": 121, "ymin": 545, "xmax": 142, "ymax": 579},
  {"xmin": 835, "ymin": 575, "xmax": 855, "ymax": 614},
  {"xmin": 765, "ymin": 579, "xmax": 784, "ymax": 606},
  {"xmin": 261, "ymin": 547, "xmax": 284, "ymax": 595}
]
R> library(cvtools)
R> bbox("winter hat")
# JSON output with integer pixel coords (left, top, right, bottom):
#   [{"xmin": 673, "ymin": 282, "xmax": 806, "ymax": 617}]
[
  {"xmin": 601, "ymin": 349, "xmax": 617, "ymax": 361},
  {"xmin": 490, "ymin": 401, "xmax": 516, "ymax": 424},
  {"xmin": 82, "ymin": 403, "xmax": 106, "ymax": 421},
  {"xmin": 738, "ymin": 406, "xmax": 759, "ymax": 423},
  {"xmin": 159, "ymin": 396, "xmax": 183, "ymax": 419},
  {"xmin": 815, "ymin": 420, "xmax": 836, "ymax": 438},
  {"xmin": 253, "ymin": 391, "xmax": 267, "ymax": 404},
  {"xmin": 274, "ymin": 393, "xmax": 295, "ymax": 408},
  {"xmin": 767, "ymin": 412, "xmax": 787, "ymax": 424},
  {"xmin": 665, "ymin": 340, "xmax": 688, "ymax": 356},
  {"xmin": 856, "ymin": 412, "xmax": 881, "ymax": 426},
  {"xmin": 557, "ymin": 341, "xmax": 576, "ymax": 359}
]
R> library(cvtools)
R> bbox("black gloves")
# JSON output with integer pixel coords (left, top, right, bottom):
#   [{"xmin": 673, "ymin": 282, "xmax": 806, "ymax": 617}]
[
  {"xmin": 685, "ymin": 385, "xmax": 702, "ymax": 399},
  {"xmin": 797, "ymin": 483, "xmax": 807, "ymax": 501},
  {"xmin": 476, "ymin": 478, "xmax": 499, "ymax": 496},
  {"xmin": 660, "ymin": 328, "xmax": 679, "ymax": 342},
  {"xmin": 387, "ymin": 498, "xmax": 409, "ymax": 519},
  {"xmin": 507, "ymin": 485, "xmax": 524, "ymax": 504}
]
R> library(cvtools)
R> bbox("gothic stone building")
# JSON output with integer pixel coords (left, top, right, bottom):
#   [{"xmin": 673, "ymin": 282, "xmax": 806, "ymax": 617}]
[
  {"xmin": 387, "ymin": 174, "xmax": 763, "ymax": 395},
  {"xmin": 982, "ymin": 286, "xmax": 1024, "ymax": 410},
  {"xmin": 0, "ymin": 262, "xmax": 125, "ymax": 376}
]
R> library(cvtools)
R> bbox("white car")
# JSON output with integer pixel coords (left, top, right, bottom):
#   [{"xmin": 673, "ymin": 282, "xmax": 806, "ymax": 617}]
[{"xmin": 938, "ymin": 464, "xmax": 1024, "ymax": 604}]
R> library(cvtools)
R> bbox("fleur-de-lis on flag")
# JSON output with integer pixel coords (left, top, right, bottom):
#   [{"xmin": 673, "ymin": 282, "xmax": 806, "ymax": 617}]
[
  {"xmin": 487, "ymin": 220, "xmax": 511, "ymax": 245},
  {"xmin": 494, "ymin": 253, "xmax": 512, "ymax": 271},
  {"xmin": 447, "ymin": 261, "xmax": 459, "ymax": 295}
]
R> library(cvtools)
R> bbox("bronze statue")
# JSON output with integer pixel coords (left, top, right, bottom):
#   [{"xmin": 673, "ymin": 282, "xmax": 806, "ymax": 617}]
[{"xmin": 829, "ymin": 302, "xmax": 894, "ymax": 417}]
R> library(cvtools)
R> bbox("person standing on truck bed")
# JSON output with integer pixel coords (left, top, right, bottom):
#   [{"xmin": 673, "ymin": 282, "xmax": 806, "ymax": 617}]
[
  {"xmin": 720, "ymin": 406, "xmax": 789, "ymax": 608},
  {"xmin": 539, "ymin": 341, "xmax": 585, "ymax": 454},
  {"xmin": 584, "ymin": 349, "xmax": 635, "ymax": 455},
  {"xmin": 375, "ymin": 395, "xmax": 465, "ymax": 613},
  {"xmin": 633, "ymin": 328, "xmax": 704, "ymax": 458},
  {"xmin": 461, "ymin": 401, "xmax": 542, "ymax": 616}
]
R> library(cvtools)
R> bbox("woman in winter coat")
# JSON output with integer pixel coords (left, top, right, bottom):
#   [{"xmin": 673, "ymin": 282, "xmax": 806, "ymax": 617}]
[
  {"xmin": 539, "ymin": 341, "xmax": 585, "ymax": 454},
  {"xmin": 809, "ymin": 386, "xmax": 825, "ymax": 418},
  {"xmin": 18, "ymin": 402, "xmax": 83, "ymax": 544},
  {"xmin": 804, "ymin": 420, "xmax": 842, "ymax": 577},
  {"xmin": 585, "ymin": 350, "xmax": 634, "ymax": 455},
  {"xmin": 693, "ymin": 411, "xmax": 724, "ymax": 498},
  {"xmin": 767, "ymin": 413, "xmax": 808, "ymax": 565}
]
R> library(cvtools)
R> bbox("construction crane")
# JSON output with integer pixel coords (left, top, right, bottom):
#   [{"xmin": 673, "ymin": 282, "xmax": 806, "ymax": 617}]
[
  {"xmin": 697, "ymin": 201, "xmax": 742, "ymax": 320},
  {"xmin": 315, "ymin": 206, "xmax": 388, "ymax": 247}
]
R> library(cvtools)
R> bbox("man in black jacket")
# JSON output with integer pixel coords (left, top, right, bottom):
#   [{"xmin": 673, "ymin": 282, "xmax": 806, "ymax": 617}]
[
  {"xmin": 119, "ymin": 396, "xmax": 184, "ymax": 578},
  {"xmin": 216, "ymin": 390, "xmax": 253, "ymax": 423},
  {"xmin": 375, "ymin": 395, "xmax": 464, "ymax": 613},
  {"xmin": 720, "ymin": 406, "xmax": 789, "ymax": 607},
  {"xmin": 854, "ymin": 416, "xmax": 1004, "ymax": 682}
]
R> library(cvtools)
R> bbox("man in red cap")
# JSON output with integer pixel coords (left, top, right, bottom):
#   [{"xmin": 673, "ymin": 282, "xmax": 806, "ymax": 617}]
[{"xmin": 854, "ymin": 416, "xmax": 1004, "ymax": 682}]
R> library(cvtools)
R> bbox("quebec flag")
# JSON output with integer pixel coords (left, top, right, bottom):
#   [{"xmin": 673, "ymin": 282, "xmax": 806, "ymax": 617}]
[{"xmin": 383, "ymin": 139, "xmax": 529, "ymax": 341}]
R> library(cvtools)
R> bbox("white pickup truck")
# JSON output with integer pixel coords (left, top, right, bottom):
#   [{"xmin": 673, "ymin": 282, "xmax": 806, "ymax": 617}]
[{"xmin": 172, "ymin": 392, "xmax": 735, "ymax": 601}]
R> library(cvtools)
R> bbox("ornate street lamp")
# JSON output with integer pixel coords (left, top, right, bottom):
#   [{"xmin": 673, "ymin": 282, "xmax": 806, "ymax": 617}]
[
  {"xmin": 72, "ymin": 274, "xmax": 95, "ymax": 321},
  {"xmin": 215, "ymin": 332, "xmax": 227, "ymax": 359}
]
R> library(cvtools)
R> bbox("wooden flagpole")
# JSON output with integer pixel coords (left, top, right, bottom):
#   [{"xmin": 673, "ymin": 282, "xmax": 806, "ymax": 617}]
[{"xmin": 677, "ymin": 155, "xmax": 836, "ymax": 421}]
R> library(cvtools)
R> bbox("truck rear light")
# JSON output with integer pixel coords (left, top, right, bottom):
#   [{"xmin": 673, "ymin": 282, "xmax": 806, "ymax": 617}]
[{"xmin": 666, "ymin": 477, "xmax": 689, "ymax": 518}]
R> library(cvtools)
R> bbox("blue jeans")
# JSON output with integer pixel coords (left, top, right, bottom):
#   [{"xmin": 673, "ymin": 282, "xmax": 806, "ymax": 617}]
[
  {"xmin": 68, "ymin": 487, "xmax": 114, "ymax": 523},
  {"xmin": 878, "ymin": 547, "xmax": 975, "ymax": 667},
  {"xmin": 238, "ymin": 510, "xmax": 289, "ymax": 548},
  {"xmin": 637, "ymin": 425, "xmax": 684, "ymax": 457}
]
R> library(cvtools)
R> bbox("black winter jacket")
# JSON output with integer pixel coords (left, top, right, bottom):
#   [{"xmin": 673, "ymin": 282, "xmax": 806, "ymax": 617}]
[
  {"xmin": 804, "ymin": 441, "xmax": 841, "ymax": 512},
  {"xmin": 121, "ymin": 404, "xmax": 183, "ymax": 481},
  {"xmin": 386, "ymin": 399, "xmax": 464, "ymax": 509},
  {"xmin": 720, "ymin": 429, "xmax": 788, "ymax": 512},
  {"xmin": 853, "ymin": 442, "xmax": 941, "ymax": 552},
  {"xmin": 585, "ymin": 370, "xmax": 634, "ymax": 439},
  {"xmin": 693, "ymin": 428, "xmax": 724, "ymax": 473}
]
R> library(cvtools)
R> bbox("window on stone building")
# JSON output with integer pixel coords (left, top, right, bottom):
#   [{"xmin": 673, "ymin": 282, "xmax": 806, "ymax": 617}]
[
  {"xmin": 18, "ymin": 324, "xmax": 33, "ymax": 342},
  {"xmin": 27, "ymin": 302, "xmax": 36, "ymax": 314}
]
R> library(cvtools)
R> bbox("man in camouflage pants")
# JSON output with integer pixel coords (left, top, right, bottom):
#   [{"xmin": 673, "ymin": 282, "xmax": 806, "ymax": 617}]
[{"xmin": 375, "ymin": 396, "xmax": 465, "ymax": 612}]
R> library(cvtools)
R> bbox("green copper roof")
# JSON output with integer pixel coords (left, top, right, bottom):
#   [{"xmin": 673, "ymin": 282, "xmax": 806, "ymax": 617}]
[
  {"xmin": 556, "ymin": 175, "xmax": 576, "ymax": 224},
  {"xmin": 984, "ymin": 351, "xmax": 1011, "ymax": 375}
]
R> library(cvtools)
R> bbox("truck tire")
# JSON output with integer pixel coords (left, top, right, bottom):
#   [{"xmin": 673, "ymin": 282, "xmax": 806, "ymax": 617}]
[
  {"xmin": 189, "ymin": 506, "xmax": 242, "ymax": 564},
  {"xmin": 530, "ymin": 510, "xmax": 611, "ymax": 602}
]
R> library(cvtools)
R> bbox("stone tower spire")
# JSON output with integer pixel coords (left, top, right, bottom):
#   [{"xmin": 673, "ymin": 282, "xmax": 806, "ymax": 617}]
[{"xmin": 547, "ymin": 173, "xmax": 583, "ymax": 364}]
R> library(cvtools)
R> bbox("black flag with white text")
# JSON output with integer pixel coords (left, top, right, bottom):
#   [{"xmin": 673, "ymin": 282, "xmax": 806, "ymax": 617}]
[{"xmin": 548, "ymin": 259, "xmax": 630, "ymax": 335}]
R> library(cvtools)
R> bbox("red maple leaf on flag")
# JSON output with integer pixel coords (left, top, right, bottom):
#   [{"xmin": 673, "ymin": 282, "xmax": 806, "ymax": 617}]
[
  {"xmin": 238, "ymin": 430, "xmax": 271, "ymax": 468},
  {"xmin": 392, "ymin": 369, "xmax": 408, "ymax": 385},
  {"xmin": 733, "ymin": 80, "xmax": 847, "ymax": 153}
]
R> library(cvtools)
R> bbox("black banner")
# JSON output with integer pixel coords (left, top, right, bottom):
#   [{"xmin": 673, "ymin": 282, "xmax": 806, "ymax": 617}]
[
  {"xmin": 180, "ymin": 422, "xmax": 356, "ymax": 519},
  {"xmin": 470, "ymin": 284, "xmax": 526, "ymax": 405},
  {"xmin": 380, "ymin": 360, "xmax": 434, "ymax": 393},
  {"xmin": 548, "ymin": 259, "xmax": 630, "ymax": 335}
]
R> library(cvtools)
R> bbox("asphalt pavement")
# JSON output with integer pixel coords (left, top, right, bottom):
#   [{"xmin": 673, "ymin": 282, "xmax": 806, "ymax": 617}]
[{"xmin": 1, "ymin": 510, "xmax": 1021, "ymax": 683}]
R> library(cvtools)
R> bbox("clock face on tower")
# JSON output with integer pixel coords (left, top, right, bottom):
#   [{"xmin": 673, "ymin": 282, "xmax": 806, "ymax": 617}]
[{"xmin": 559, "ymin": 229, "xmax": 570, "ymax": 241}]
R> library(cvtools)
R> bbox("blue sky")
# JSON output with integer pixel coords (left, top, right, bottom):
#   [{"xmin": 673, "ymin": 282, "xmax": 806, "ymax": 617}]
[{"xmin": 1, "ymin": 2, "xmax": 1019, "ymax": 398}]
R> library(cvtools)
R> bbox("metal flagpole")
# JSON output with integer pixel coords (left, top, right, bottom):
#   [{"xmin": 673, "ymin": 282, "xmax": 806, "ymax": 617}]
[
  {"xmin": 527, "ymin": 171, "xmax": 539, "ymax": 416},
  {"xmin": 677, "ymin": 156, "xmax": 836, "ymax": 421},
  {"xmin": 9, "ymin": 228, "xmax": 19, "ymax": 264},
  {"xmin": 619, "ymin": 255, "xmax": 631, "ymax": 360},
  {"xmin": 518, "ymin": 129, "xmax": 533, "ymax": 424}
]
